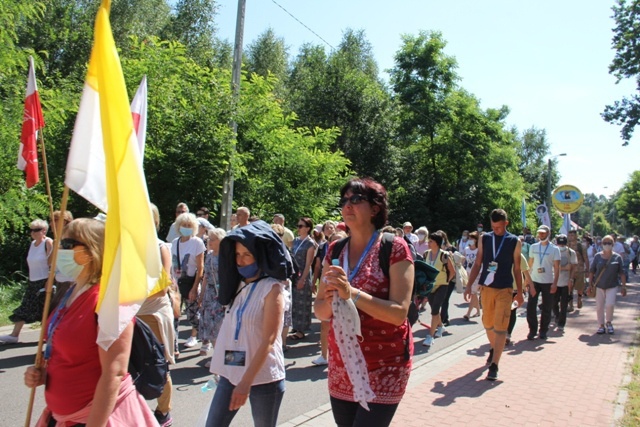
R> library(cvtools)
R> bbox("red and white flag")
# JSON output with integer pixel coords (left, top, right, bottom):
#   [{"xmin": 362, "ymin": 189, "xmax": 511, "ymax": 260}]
[
  {"xmin": 18, "ymin": 56, "xmax": 45, "ymax": 188},
  {"xmin": 130, "ymin": 75, "xmax": 147, "ymax": 159}
]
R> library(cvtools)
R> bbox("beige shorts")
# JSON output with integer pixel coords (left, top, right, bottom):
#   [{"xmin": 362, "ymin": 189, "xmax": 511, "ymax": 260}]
[{"xmin": 574, "ymin": 271, "xmax": 586, "ymax": 292}]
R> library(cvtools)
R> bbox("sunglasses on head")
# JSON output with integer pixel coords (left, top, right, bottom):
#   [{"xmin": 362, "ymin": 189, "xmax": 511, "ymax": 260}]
[
  {"xmin": 338, "ymin": 194, "xmax": 369, "ymax": 208},
  {"xmin": 60, "ymin": 238, "xmax": 85, "ymax": 250},
  {"xmin": 30, "ymin": 228, "xmax": 43, "ymax": 233}
]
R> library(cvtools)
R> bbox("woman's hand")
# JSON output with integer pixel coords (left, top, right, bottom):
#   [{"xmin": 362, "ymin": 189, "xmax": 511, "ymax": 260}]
[
  {"xmin": 296, "ymin": 278, "xmax": 305, "ymax": 290},
  {"xmin": 189, "ymin": 287, "xmax": 198, "ymax": 302},
  {"xmin": 323, "ymin": 266, "xmax": 352, "ymax": 300},
  {"xmin": 230, "ymin": 380, "xmax": 251, "ymax": 411},
  {"xmin": 24, "ymin": 366, "xmax": 45, "ymax": 388}
]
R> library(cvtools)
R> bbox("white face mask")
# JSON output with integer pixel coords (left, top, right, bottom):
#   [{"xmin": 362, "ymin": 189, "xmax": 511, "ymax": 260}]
[
  {"xmin": 417, "ymin": 233, "xmax": 426, "ymax": 241},
  {"xmin": 602, "ymin": 244, "xmax": 613, "ymax": 251},
  {"xmin": 468, "ymin": 240, "xmax": 476, "ymax": 247},
  {"xmin": 462, "ymin": 236, "xmax": 468, "ymax": 241}
]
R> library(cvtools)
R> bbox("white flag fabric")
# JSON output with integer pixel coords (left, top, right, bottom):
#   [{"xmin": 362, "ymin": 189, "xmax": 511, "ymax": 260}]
[{"xmin": 130, "ymin": 75, "xmax": 147, "ymax": 159}]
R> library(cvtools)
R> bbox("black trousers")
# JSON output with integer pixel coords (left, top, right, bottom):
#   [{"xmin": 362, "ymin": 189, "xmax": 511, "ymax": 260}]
[
  {"xmin": 552, "ymin": 286, "xmax": 570, "ymax": 327},
  {"xmin": 439, "ymin": 280, "xmax": 456, "ymax": 324},
  {"xmin": 526, "ymin": 282, "xmax": 553, "ymax": 335}
]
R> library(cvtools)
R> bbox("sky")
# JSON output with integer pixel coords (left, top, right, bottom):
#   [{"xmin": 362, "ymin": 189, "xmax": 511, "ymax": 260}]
[{"xmin": 215, "ymin": 0, "xmax": 640, "ymax": 198}]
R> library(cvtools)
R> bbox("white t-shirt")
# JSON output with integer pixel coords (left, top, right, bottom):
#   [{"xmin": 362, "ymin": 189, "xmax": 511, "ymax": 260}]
[
  {"xmin": 529, "ymin": 242, "xmax": 561, "ymax": 283},
  {"xmin": 464, "ymin": 246, "xmax": 478, "ymax": 274},
  {"xmin": 171, "ymin": 237, "xmax": 205, "ymax": 277},
  {"xmin": 557, "ymin": 247, "xmax": 578, "ymax": 287},
  {"xmin": 210, "ymin": 277, "xmax": 286, "ymax": 386}
]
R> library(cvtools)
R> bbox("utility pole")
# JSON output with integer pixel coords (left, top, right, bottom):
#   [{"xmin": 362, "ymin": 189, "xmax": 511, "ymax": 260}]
[{"xmin": 219, "ymin": 0, "xmax": 246, "ymax": 230}]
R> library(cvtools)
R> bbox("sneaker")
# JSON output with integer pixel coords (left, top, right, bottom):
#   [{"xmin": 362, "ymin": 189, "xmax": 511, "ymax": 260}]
[
  {"xmin": 423, "ymin": 335, "xmax": 434, "ymax": 347},
  {"xmin": 311, "ymin": 355, "xmax": 328, "ymax": 366},
  {"xmin": 557, "ymin": 326, "xmax": 564, "ymax": 332},
  {"xmin": 486, "ymin": 363, "xmax": 499, "ymax": 381},
  {"xmin": 539, "ymin": 332, "xmax": 548, "ymax": 340},
  {"xmin": 486, "ymin": 348, "xmax": 494, "ymax": 365},
  {"xmin": 443, "ymin": 320, "xmax": 451, "ymax": 327},
  {"xmin": 199, "ymin": 342, "xmax": 212, "ymax": 356},
  {"xmin": 567, "ymin": 300, "xmax": 574, "ymax": 312},
  {"xmin": 434, "ymin": 325, "xmax": 445, "ymax": 338},
  {"xmin": 0, "ymin": 335, "xmax": 18, "ymax": 344},
  {"xmin": 577, "ymin": 296, "xmax": 583, "ymax": 309},
  {"xmin": 527, "ymin": 332, "xmax": 536, "ymax": 340},
  {"xmin": 154, "ymin": 409, "xmax": 173, "ymax": 427},
  {"xmin": 184, "ymin": 336, "xmax": 198, "ymax": 348},
  {"xmin": 606, "ymin": 323, "xmax": 615, "ymax": 335}
]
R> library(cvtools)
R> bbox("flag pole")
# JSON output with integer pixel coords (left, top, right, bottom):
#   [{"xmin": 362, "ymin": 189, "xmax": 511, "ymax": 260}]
[
  {"xmin": 38, "ymin": 131, "xmax": 57, "ymax": 239},
  {"xmin": 24, "ymin": 185, "xmax": 69, "ymax": 427}
]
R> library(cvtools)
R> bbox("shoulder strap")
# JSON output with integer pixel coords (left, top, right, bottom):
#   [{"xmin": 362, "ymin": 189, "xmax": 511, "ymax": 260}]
[
  {"xmin": 330, "ymin": 237, "xmax": 350, "ymax": 262},
  {"xmin": 378, "ymin": 232, "xmax": 395, "ymax": 278}
]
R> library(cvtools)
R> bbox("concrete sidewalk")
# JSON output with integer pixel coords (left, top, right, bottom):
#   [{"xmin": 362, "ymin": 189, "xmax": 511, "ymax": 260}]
[{"xmin": 286, "ymin": 282, "xmax": 639, "ymax": 427}]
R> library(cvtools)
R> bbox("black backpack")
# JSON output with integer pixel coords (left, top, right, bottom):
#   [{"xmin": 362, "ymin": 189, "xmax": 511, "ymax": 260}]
[
  {"xmin": 330, "ymin": 233, "xmax": 420, "ymax": 326},
  {"xmin": 128, "ymin": 317, "xmax": 169, "ymax": 400}
]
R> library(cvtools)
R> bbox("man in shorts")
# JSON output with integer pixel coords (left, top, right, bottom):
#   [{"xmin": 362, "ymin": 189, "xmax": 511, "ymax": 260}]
[{"xmin": 465, "ymin": 209, "xmax": 523, "ymax": 381}]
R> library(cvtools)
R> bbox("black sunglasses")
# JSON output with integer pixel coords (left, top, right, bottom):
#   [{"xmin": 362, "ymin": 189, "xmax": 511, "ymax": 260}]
[
  {"xmin": 338, "ymin": 194, "xmax": 369, "ymax": 208},
  {"xmin": 60, "ymin": 238, "xmax": 85, "ymax": 250},
  {"xmin": 29, "ymin": 228, "xmax": 43, "ymax": 233}
]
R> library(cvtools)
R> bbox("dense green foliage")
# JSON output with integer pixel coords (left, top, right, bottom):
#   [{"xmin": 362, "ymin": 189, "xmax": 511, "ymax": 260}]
[
  {"xmin": 2, "ymin": 0, "xmax": 597, "ymax": 279},
  {"xmin": 604, "ymin": 0, "xmax": 640, "ymax": 145}
]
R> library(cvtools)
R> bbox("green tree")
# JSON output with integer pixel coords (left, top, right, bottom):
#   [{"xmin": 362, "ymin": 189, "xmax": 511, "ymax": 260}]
[
  {"xmin": 516, "ymin": 127, "xmax": 555, "ymax": 204},
  {"xmin": 616, "ymin": 170, "xmax": 640, "ymax": 233},
  {"xmin": 603, "ymin": 0, "xmax": 640, "ymax": 145},
  {"xmin": 244, "ymin": 27, "xmax": 289, "ymax": 96}
]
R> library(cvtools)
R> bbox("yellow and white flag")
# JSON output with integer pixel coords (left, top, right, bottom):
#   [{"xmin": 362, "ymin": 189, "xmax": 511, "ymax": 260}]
[{"xmin": 64, "ymin": 0, "xmax": 165, "ymax": 350}]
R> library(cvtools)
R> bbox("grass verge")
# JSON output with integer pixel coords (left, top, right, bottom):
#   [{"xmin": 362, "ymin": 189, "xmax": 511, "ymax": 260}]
[
  {"xmin": 621, "ymin": 320, "xmax": 640, "ymax": 426},
  {"xmin": 0, "ymin": 275, "xmax": 26, "ymax": 327}
]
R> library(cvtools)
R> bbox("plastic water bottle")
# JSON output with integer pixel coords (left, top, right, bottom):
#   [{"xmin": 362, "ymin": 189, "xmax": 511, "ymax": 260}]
[
  {"xmin": 201, "ymin": 378, "xmax": 217, "ymax": 393},
  {"xmin": 511, "ymin": 300, "xmax": 519, "ymax": 310}
]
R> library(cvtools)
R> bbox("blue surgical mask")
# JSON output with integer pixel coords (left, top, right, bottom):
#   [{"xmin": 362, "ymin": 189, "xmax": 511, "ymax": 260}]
[
  {"xmin": 179, "ymin": 227, "xmax": 193, "ymax": 237},
  {"xmin": 237, "ymin": 262, "xmax": 260, "ymax": 279},
  {"xmin": 56, "ymin": 249, "xmax": 85, "ymax": 280}
]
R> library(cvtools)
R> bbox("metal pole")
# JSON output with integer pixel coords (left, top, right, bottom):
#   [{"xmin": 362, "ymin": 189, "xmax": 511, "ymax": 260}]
[
  {"xmin": 546, "ymin": 157, "xmax": 552, "ymax": 207},
  {"xmin": 219, "ymin": 0, "xmax": 246, "ymax": 230}
]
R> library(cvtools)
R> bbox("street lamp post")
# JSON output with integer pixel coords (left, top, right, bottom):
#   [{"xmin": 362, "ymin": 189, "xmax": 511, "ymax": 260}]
[{"xmin": 546, "ymin": 153, "xmax": 567, "ymax": 206}]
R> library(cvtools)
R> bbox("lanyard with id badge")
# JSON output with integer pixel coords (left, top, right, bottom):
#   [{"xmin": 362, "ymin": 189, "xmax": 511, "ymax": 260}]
[
  {"xmin": 536, "ymin": 244, "xmax": 550, "ymax": 274},
  {"xmin": 224, "ymin": 279, "xmax": 261, "ymax": 367},
  {"xmin": 484, "ymin": 234, "xmax": 506, "ymax": 285}
]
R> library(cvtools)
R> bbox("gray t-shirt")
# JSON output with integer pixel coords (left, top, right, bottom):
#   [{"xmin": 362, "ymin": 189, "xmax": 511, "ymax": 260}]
[
  {"xmin": 529, "ymin": 242, "xmax": 561, "ymax": 283},
  {"xmin": 557, "ymin": 247, "xmax": 577, "ymax": 287},
  {"xmin": 590, "ymin": 252, "xmax": 623, "ymax": 289}
]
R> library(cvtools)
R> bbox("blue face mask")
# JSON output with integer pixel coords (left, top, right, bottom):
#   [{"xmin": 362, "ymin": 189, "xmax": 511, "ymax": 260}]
[
  {"xmin": 56, "ymin": 249, "xmax": 85, "ymax": 280},
  {"xmin": 237, "ymin": 262, "xmax": 260, "ymax": 279},
  {"xmin": 179, "ymin": 227, "xmax": 193, "ymax": 237}
]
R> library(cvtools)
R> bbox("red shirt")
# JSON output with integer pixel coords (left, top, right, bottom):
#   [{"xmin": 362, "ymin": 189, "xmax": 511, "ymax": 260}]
[
  {"xmin": 325, "ymin": 236, "xmax": 414, "ymax": 404},
  {"xmin": 45, "ymin": 285, "xmax": 102, "ymax": 415}
]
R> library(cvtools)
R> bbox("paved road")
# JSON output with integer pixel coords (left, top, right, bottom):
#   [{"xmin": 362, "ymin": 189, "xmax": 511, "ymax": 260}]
[{"xmin": 0, "ymin": 290, "xmax": 492, "ymax": 426}]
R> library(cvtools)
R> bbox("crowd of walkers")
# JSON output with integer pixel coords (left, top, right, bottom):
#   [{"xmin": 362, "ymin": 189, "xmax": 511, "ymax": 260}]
[{"xmin": 4, "ymin": 176, "xmax": 632, "ymax": 426}]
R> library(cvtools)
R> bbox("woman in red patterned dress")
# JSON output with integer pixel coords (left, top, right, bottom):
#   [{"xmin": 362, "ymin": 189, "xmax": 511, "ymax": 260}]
[{"xmin": 314, "ymin": 177, "xmax": 414, "ymax": 426}]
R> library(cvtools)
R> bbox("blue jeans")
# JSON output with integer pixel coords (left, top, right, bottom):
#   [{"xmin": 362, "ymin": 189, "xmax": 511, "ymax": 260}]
[
  {"xmin": 206, "ymin": 376, "xmax": 285, "ymax": 427},
  {"xmin": 330, "ymin": 396, "xmax": 399, "ymax": 427}
]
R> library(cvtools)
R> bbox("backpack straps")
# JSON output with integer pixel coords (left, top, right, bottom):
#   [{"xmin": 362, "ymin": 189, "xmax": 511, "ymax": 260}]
[{"xmin": 329, "ymin": 232, "xmax": 395, "ymax": 278}]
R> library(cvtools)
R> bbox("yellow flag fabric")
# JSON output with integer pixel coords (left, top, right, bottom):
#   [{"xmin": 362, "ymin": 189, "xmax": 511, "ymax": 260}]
[{"xmin": 81, "ymin": 0, "xmax": 167, "ymax": 350}]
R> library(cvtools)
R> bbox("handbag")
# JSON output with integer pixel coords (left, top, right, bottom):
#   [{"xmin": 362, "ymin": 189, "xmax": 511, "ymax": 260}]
[{"xmin": 587, "ymin": 255, "xmax": 613, "ymax": 297}]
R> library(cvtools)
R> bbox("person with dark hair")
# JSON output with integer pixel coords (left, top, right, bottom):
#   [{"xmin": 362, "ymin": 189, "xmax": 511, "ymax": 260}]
[
  {"xmin": 465, "ymin": 209, "xmax": 523, "ymax": 381},
  {"xmin": 314, "ymin": 177, "xmax": 414, "ymax": 426},
  {"xmin": 463, "ymin": 231, "xmax": 481, "ymax": 320},
  {"xmin": 289, "ymin": 217, "xmax": 317, "ymax": 340},
  {"xmin": 422, "ymin": 232, "xmax": 455, "ymax": 347},
  {"xmin": 437, "ymin": 230, "xmax": 458, "ymax": 328},
  {"xmin": 196, "ymin": 207, "xmax": 210, "ymax": 219},
  {"xmin": 206, "ymin": 221, "xmax": 290, "ymax": 427}
]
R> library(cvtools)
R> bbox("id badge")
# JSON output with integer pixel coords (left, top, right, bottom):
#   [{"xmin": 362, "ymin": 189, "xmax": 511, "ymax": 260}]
[
  {"xmin": 488, "ymin": 262, "xmax": 498, "ymax": 272},
  {"xmin": 224, "ymin": 350, "xmax": 246, "ymax": 367},
  {"xmin": 537, "ymin": 267, "xmax": 545, "ymax": 274}
]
